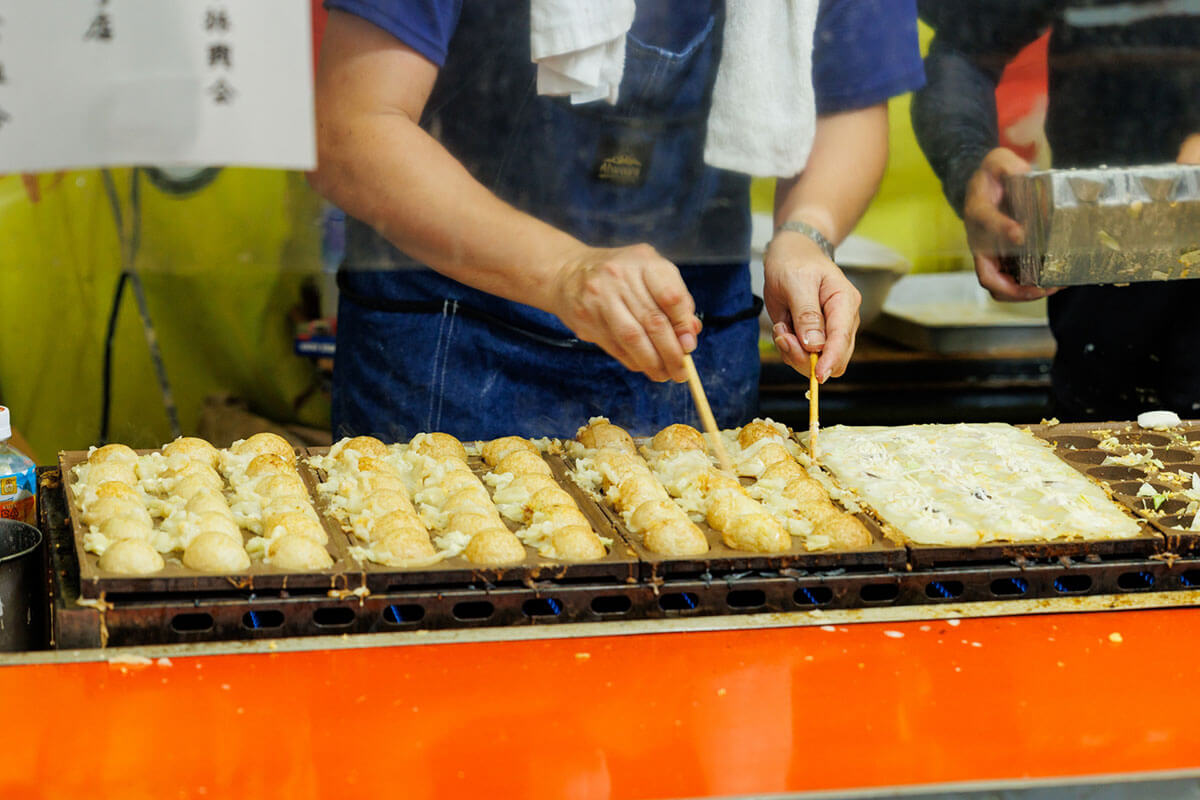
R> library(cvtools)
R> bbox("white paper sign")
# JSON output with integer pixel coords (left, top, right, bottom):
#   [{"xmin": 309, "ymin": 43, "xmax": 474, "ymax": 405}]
[{"xmin": 0, "ymin": 0, "xmax": 315, "ymax": 172}]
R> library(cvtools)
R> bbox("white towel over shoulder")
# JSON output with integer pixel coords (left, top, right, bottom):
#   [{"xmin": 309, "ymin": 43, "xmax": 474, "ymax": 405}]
[
  {"xmin": 531, "ymin": 0, "xmax": 636, "ymax": 106},
  {"xmin": 704, "ymin": 0, "xmax": 819, "ymax": 177},
  {"xmin": 530, "ymin": 0, "xmax": 819, "ymax": 177}
]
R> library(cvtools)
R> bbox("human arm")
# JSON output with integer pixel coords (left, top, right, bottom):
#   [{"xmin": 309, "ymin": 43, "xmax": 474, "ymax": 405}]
[
  {"xmin": 766, "ymin": 0, "xmax": 924, "ymax": 381},
  {"xmin": 310, "ymin": 11, "xmax": 700, "ymax": 382},
  {"xmin": 766, "ymin": 104, "xmax": 889, "ymax": 381},
  {"xmin": 911, "ymin": 1, "xmax": 1061, "ymax": 301}
]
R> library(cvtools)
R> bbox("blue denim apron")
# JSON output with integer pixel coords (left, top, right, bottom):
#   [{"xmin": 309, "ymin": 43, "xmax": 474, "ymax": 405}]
[{"xmin": 334, "ymin": 0, "xmax": 758, "ymax": 441}]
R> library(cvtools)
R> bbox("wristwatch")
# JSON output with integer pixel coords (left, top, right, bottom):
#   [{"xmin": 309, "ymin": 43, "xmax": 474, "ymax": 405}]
[{"xmin": 773, "ymin": 220, "xmax": 836, "ymax": 262}]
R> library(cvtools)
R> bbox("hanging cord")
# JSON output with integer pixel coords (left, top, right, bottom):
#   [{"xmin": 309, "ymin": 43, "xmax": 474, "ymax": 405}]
[{"xmin": 98, "ymin": 168, "xmax": 181, "ymax": 443}]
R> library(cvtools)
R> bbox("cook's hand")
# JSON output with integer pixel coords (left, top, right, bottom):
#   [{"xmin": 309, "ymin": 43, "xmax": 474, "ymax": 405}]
[
  {"xmin": 1178, "ymin": 133, "xmax": 1200, "ymax": 164},
  {"xmin": 965, "ymin": 147, "xmax": 1057, "ymax": 302},
  {"xmin": 551, "ymin": 243, "xmax": 701, "ymax": 383},
  {"xmin": 763, "ymin": 230, "xmax": 860, "ymax": 382}
]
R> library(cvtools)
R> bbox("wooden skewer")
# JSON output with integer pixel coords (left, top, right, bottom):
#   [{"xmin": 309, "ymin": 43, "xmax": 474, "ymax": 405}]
[
  {"xmin": 682, "ymin": 354, "xmax": 736, "ymax": 474},
  {"xmin": 809, "ymin": 352, "xmax": 819, "ymax": 461}
]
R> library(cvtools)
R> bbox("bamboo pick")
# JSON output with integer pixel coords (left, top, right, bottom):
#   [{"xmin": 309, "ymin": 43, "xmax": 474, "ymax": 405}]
[
  {"xmin": 681, "ymin": 354, "xmax": 735, "ymax": 474},
  {"xmin": 809, "ymin": 352, "xmax": 819, "ymax": 461}
]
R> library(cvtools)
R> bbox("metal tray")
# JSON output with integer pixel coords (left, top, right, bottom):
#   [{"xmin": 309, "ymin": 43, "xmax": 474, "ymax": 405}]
[
  {"xmin": 1005, "ymin": 164, "xmax": 1200, "ymax": 287},
  {"xmin": 1031, "ymin": 420, "xmax": 1200, "ymax": 554},
  {"xmin": 304, "ymin": 448, "xmax": 641, "ymax": 593},
  {"xmin": 61, "ymin": 449, "xmax": 355, "ymax": 599},
  {"xmin": 39, "ymin": 467, "xmax": 1200, "ymax": 649},
  {"xmin": 552, "ymin": 454, "xmax": 905, "ymax": 580},
  {"xmin": 803, "ymin": 425, "xmax": 1163, "ymax": 569}
]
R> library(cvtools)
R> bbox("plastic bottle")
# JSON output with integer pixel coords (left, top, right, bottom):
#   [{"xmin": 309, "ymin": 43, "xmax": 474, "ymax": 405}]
[{"xmin": 0, "ymin": 407, "xmax": 36, "ymax": 525}]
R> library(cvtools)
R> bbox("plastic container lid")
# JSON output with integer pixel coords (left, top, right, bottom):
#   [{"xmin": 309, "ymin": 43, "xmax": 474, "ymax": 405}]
[{"xmin": 0, "ymin": 407, "xmax": 9, "ymax": 440}]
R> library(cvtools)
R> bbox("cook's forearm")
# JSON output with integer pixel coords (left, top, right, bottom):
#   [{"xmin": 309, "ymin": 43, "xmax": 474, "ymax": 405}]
[
  {"xmin": 773, "ymin": 104, "xmax": 890, "ymax": 243},
  {"xmin": 312, "ymin": 111, "xmax": 581, "ymax": 313}
]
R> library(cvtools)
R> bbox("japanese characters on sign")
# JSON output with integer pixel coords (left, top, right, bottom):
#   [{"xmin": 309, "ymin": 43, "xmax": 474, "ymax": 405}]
[
  {"xmin": 84, "ymin": 0, "xmax": 113, "ymax": 42},
  {"xmin": 205, "ymin": 6, "xmax": 234, "ymax": 104}
]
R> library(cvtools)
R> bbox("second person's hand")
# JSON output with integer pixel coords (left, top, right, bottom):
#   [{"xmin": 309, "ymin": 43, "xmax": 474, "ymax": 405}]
[
  {"xmin": 549, "ymin": 243, "xmax": 702, "ymax": 383},
  {"xmin": 965, "ymin": 147, "xmax": 1058, "ymax": 302}
]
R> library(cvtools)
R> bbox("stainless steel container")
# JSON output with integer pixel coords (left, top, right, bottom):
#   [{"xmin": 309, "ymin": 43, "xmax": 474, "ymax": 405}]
[
  {"xmin": 1005, "ymin": 164, "xmax": 1200, "ymax": 287},
  {"xmin": 0, "ymin": 520, "xmax": 45, "ymax": 651}
]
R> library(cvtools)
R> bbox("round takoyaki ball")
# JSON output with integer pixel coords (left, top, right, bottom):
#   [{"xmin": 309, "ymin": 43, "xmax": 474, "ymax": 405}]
[
  {"xmin": 354, "ymin": 456, "xmax": 402, "ymax": 478},
  {"xmin": 172, "ymin": 473, "xmax": 223, "ymax": 503},
  {"xmin": 268, "ymin": 534, "xmax": 333, "ymax": 570},
  {"xmin": 481, "ymin": 436, "xmax": 538, "ymax": 467},
  {"xmin": 437, "ymin": 469, "xmax": 483, "ymax": 497},
  {"xmin": 98, "ymin": 515, "xmax": 155, "ymax": 544},
  {"xmin": 753, "ymin": 442, "xmax": 793, "ymax": 469},
  {"xmin": 578, "ymin": 421, "xmax": 637, "ymax": 453},
  {"xmin": 497, "ymin": 473, "xmax": 559, "ymax": 502},
  {"xmin": 262, "ymin": 495, "xmax": 319, "ymax": 522},
  {"xmin": 339, "ymin": 435, "xmax": 389, "ymax": 460},
  {"xmin": 494, "ymin": 449, "xmax": 552, "ymax": 478},
  {"xmin": 781, "ymin": 477, "xmax": 830, "ymax": 505},
  {"xmin": 722, "ymin": 512, "xmax": 791, "ymax": 553},
  {"xmin": 448, "ymin": 511, "xmax": 504, "ymax": 538},
  {"xmin": 161, "ymin": 436, "xmax": 220, "ymax": 469},
  {"xmin": 194, "ymin": 512, "xmax": 242, "ymax": 543},
  {"xmin": 254, "ymin": 473, "xmax": 309, "ymax": 501},
  {"xmin": 613, "ymin": 475, "xmax": 669, "ymax": 511},
  {"xmin": 372, "ymin": 509, "xmax": 427, "ymax": 541},
  {"xmin": 85, "ymin": 461, "xmax": 137, "ymax": 489},
  {"xmin": 167, "ymin": 461, "xmax": 224, "ymax": 493},
  {"xmin": 360, "ymin": 488, "xmax": 414, "ymax": 519},
  {"xmin": 593, "ymin": 450, "xmax": 642, "ymax": 486},
  {"xmin": 245, "ymin": 453, "xmax": 293, "ymax": 480},
  {"xmin": 231, "ymin": 432, "xmax": 296, "ymax": 465},
  {"xmin": 759, "ymin": 459, "xmax": 807, "ymax": 486},
  {"xmin": 463, "ymin": 528, "xmax": 526, "ymax": 566},
  {"xmin": 651, "ymin": 424, "xmax": 706, "ymax": 453},
  {"xmin": 99, "ymin": 539, "xmax": 164, "ymax": 575},
  {"xmin": 629, "ymin": 499, "xmax": 681, "ymax": 533},
  {"xmin": 373, "ymin": 529, "xmax": 438, "ymax": 566},
  {"xmin": 356, "ymin": 471, "xmax": 406, "ymax": 497},
  {"xmin": 411, "ymin": 432, "xmax": 468, "ymax": 463},
  {"xmin": 421, "ymin": 459, "xmax": 473, "ymax": 489},
  {"xmin": 532, "ymin": 503, "xmax": 591, "ymax": 530},
  {"xmin": 704, "ymin": 488, "xmax": 760, "ymax": 531},
  {"xmin": 813, "ymin": 513, "xmax": 873, "ymax": 549},
  {"xmin": 84, "ymin": 496, "xmax": 151, "ymax": 528},
  {"xmin": 183, "ymin": 531, "xmax": 250, "ymax": 572},
  {"xmin": 185, "ymin": 489, "xmax": 232, "ymax": 519},
  {"xmin": 738, "ymin": 420, "xmax": 784, "ymax": 449},
  {"xmin": 551, "ymin": 525, "xmax": 607, "ymax": 562},
  {"xmin": 88, "ymin": 443, "xmax": 139, "ymax": 467},
  {"xmin": 791, "ymin": 500, "xmax": 843, "ymax": 527},
  {"xmin": 696, "ymin": 469, "xmax": 741, "ymax": 494},
  {"xmin": 265, "ymin": 512, "xmax": 328, "ymax": 545},
  {"xmin": 644, "ymin": 516, "xmax": 709, "ymax": 556},
  {"xmin": 443, "ymin": 487, "xmax": 495, "ymax": 516},
  {"xmin": 527, "ymin": 485, "xmax": 577, "ymax": 516},
  {"xmin": 91, "ymin": 480, "xmax": 141, "ymax": 504}
]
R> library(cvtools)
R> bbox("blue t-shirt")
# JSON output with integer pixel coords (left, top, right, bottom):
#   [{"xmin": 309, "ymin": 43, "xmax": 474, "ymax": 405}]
[{"xmin": 324, "ymin": 0, "xmax": 925, "ymax": 113}]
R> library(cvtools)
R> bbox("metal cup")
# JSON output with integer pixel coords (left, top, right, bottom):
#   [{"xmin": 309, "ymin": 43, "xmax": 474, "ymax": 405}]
[{"xmin": 0, "ymin": 520, "xmax": 46, "ymax": 652}]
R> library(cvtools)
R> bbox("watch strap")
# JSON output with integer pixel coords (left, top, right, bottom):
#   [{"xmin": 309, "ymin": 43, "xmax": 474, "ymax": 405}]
[{"xmin": 774, "ymin": 220, "xmax": 836, "ymax": 261}]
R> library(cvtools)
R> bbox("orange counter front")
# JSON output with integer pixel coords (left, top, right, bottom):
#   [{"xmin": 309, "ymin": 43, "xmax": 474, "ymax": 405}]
[{"xmin": 4, "ymin": 597, "xmax": 1200, "ymax": 799}]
